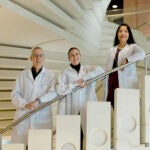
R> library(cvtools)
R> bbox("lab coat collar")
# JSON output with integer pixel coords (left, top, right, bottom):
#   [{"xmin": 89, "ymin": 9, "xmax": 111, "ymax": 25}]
[
  {"xmin": 113, "ymin": 44, "xmax": 130, "ymax": 57},
  {"xmin": 26, "ymin": 67, "xmax": 46, "ymax": 82},
  {"xmin": 115, "ymin": 43, "xmax": 130, "ymax": 51},
  {"xmin": 68, "ymin": 64, "xmax": 84, "ymax": 73}
]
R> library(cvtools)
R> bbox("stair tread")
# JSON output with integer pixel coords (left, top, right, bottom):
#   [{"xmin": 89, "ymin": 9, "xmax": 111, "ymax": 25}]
[
  {"xmin": 0, "ymin": 76, "xmax": 16, "ymax": 80},
  {"xmin": 0, "ymin": 87, "xmax": 13, "ymax": 90},
  {"xmin": 0, "ymin": 120, "xmax": 13, "ymax": 128},
  {"xmin": 0, "ymin": 111, "xmax": 15, "ymax": 120},
  {"xmin": 0, "ymin": 65, "xmax": 26, "ymax": 69},
  {"xmin": 0, "ymin": 101, "xmax": 16, "ymax": 110}
]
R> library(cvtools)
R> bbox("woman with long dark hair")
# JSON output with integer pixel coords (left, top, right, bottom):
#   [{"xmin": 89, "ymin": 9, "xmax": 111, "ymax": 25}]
[{"xmin": 105, "ymin": 23, "xmax": 145, "ymax": 107}]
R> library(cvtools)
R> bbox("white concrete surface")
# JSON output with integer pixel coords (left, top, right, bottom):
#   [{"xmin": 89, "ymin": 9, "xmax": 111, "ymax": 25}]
[
  {"xmin": 86, "ymin": 101, "xmax": 111, "ymax": 150},
  {"xmin": 28, "ymin": 129, "xmax": 52, "ymax": 150},
  {"xmin": 56, "ymin": 115, "xmax": 80, "ymax": 150}
]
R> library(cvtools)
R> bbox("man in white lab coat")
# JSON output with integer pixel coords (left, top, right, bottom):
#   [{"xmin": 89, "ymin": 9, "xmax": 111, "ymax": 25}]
[{"xmin": 11, "ymin": 47, "xmax": 57, "ymax": 145}]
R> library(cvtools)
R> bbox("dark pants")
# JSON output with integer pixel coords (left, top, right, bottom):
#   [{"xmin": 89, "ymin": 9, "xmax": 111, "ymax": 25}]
[
  {"xmin": 107, "ymin": 71, "xmax": 119, "ymax": 107},
  {"xmin": 81, "ymin": 127, "xmax": 84, "ymax": 150}
]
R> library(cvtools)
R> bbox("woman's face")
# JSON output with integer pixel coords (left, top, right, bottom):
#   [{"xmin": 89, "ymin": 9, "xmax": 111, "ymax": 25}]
[
  {"xmin": 118, "ymin": 26, "xmax": 129, "ymax": 44},
  {"xmin": 68, "ymin": 49, "xmax": 81, "ymax": 65}
]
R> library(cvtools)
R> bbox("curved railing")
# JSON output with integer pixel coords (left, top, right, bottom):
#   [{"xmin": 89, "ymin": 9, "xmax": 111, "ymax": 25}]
[{"xmin": 0, "ymin": 52, "xmax": 150, "ymax": 147}]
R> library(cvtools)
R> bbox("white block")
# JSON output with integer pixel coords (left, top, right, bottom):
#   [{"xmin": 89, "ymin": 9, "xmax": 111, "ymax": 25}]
[
  {"xmin": 114, "ymin": 141, "xmax": 146, "ymax": 150},
  {"xmin": 28, "ymin": 129, "xmax": 52, "ymax": 150},
  {"xmin": 140, "ymin": 76, "xmax": 150, "ymax": 143},
  {"xmin": 86, "ymin": 101, "xmax": 111, "ymax": 150},
  {"xmin": 114, "ymin": 88, "xmax": 140, "ymax": 150},
  {"xmin": 2, "ymin": 144, "xmax": 25, "ymax": 150},
  {"xmin": 56, "ymin": 115, "xmax": 80, "ymax": 150}
]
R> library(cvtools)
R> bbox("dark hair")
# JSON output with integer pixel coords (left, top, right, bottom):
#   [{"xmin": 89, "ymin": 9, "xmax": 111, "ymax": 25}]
[
  {"xmin": 68, "ymin": 47, "xmax": 81, "ymax": 57},
  {"xmin": 113, "ymin": 23, "xmax": 136, "ymax": 46}
]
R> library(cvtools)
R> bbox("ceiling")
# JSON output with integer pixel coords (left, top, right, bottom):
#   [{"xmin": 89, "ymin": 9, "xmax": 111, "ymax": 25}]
[
  {"xmin": 0, "ymin": 0, "xmax": 111, "ymax": 53},
  {"xmin": 0, "ymin": 0, "xmax": 68, "ymax": 48},
  {"xmin": 107, "ymin": 0, "xmax": 150, "ymax": 37},
  {"xmin": 107, "ymin": 0, "xmax": 123, "ymax": 10},
  {"xmin": 0, "ymin": 0, "xmax": 148, "ymax": 52},
  {"xmin": 0, "ymin": 5, "xmax": 61, "ymax": 47}
]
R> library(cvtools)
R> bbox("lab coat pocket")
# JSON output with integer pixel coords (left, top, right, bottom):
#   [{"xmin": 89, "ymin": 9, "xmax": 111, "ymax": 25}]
[{"xmin": 40, "ymin": 84, "xmax": 49, "ymax": 92}]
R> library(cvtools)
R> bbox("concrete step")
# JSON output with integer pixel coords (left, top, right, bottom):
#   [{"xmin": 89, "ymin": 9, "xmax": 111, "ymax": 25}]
[
  {"xmin": 0, "ymin": 120, "xmax": 13, "ymax": 129},
  {"xmin": 0, "ymin": 81, "xmax": 15, "ymax": 89},
  {"xmin": 0, "ymin": 101, "xmax": 16, "ymax": 111},
  {"xmin": 0, "ymin": 69, "xmax": 61, "ymax": 79},
  {"xmin": 0, "ymin": 98, "xmax": 11, "ymax": 101},
  {"xmin": 0, "ymin": 58, "xmax": 68, "ymax": 71},
  {"xmin": 0, "ymin": 88, "xmax": 12, "ymax": 92},
  {"xmin": 0, "ymin": 91, "xmax": 11, "ymax": 99},
  {"xmin": 0, "ymin": 46, "xmax": 30, "ymax": 57},
  {"xmin": 0, "ymin": 111, "xmax": 15, "ymax": 120},
  {"xmin": 0, "ymin": 58, "xmax": 30, "ymax": 68},
  {"xmin": 0, "ymin": 70, "xmax": 22, "ymax": 79}
]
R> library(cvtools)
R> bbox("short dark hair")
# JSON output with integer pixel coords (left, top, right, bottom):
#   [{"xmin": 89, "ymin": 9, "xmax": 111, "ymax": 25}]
[{"xmin": 113, "ymin": 23, "xmax": 136, "ymax": 46}]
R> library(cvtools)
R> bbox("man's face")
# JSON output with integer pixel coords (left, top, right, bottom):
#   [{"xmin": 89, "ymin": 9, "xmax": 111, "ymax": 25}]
[{"xmin": 31, "ymin": 48, "xmax": 45, "ymax": 70}]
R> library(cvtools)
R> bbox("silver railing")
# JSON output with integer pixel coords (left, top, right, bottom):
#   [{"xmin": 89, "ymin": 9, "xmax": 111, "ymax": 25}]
[
  {"xmin": 0, "ymin": 52, "xmax": 150, "ymax": 149},
  {"xmin": 144, "ymin": 53, "xmax": 150, "ymax": 74}
]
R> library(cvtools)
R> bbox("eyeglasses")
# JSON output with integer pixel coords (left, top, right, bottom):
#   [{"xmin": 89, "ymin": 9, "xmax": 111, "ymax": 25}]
[{"xmin": 32, "ymin": 54, "xmax": 44, "ymax": 58}]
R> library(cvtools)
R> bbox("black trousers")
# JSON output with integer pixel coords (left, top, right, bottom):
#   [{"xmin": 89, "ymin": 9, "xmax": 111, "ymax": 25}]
[{"xmin": 81, "ymin": 127, "xmax": 84, "ymax": 150}]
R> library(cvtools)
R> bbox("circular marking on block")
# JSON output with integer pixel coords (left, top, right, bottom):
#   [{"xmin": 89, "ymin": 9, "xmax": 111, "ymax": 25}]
[
  {"xmin": 90, "ymin": 129, "xmax": 107, "ymax": 147},
  {"xmin": 120, "ymin": 115, "xmax": 137, "ymax": 133},
  {"xmin": 61, "ymin": 143, "xmax": 76, "ymax": 150}
]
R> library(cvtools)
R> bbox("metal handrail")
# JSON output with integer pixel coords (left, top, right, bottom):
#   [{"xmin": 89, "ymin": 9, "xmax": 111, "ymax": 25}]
[{"xmin": 0, "ymin": 53, "xmax": 149, "ymax": 135}]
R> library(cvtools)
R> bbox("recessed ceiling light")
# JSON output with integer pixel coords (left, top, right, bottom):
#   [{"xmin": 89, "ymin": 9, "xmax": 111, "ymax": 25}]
[{"xmin": 112, "ymin": 4, "xmax": 118, "ymax": 9}]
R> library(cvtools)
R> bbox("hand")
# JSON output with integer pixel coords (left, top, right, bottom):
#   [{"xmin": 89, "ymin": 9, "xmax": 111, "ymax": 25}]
[
  {"xmin": 120, "ymin": 58, "xmax": 128, "ymax": 71},
  {"xmin": 76, "ymin": 79, "xmax": 87, "ymax": 88},
  {"xmin": 25, "ymin": 100, "xmax": 38, "ymax": 110}
]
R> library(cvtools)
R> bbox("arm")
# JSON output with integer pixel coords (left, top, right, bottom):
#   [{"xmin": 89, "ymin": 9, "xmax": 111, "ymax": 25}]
[
  {"xmin": 56, "ymin": 71, "xmax": 78, "ymax": 95},
  {"xmin": 105, "ymin": 48, "xmax": 114, "ymax": 72},
  {"xmin": 37, "ymin": 73, "xmax": 58, "ymax": 102},
  {"xmin": 11, "ymin": 73, "xmax": 37, "ymax": 110},
  {"xmin": 126, "ymin": 44, "xmax": 145, "ymax": 62},
  {"xmin": 26, "ymin": 72, "xmax": 58, "ymax": 110},
  {"xmin": 83, "ymin": 65, "xmax": 105, "ymax": 81},
  {"xmin": 11, "ymin": 74, "xmax": 27, "ymax": 108}
]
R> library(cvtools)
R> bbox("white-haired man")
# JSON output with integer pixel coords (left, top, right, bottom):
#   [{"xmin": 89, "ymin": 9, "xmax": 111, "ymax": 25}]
[{"xmin": 11, "ymin": 47, "xmax": 57, "ymax": 146}]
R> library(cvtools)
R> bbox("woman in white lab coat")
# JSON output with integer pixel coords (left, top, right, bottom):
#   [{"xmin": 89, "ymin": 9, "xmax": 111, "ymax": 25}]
[
  {"xmin": 11, "ymin": 47, "xmax": 57, "ymax": 145},
  {"xmin": 105, "ymin": 23, "xmax": 145, "ymax": 107},
  {"xmin": 56, "ymin": 47, "xmax": 104, "ymax": 136}
]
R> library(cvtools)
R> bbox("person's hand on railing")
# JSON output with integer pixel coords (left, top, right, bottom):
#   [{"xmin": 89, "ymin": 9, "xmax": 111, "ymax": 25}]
[
  {"xmin": 76, "ymin": 79, "xmax": 87, "ymax": 88},
  {"xmin": 120, "ymin": 58, "xmax": 128, "ymax": 71},
  {"xmin": 25, "ymin": 100, "xmax": 38, "ymax": 110}
]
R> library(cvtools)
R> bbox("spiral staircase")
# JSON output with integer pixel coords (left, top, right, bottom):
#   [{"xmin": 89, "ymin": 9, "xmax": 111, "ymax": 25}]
[{"xmin": 0, "ymin": 0, "xmax": 150, "ymax": 149}]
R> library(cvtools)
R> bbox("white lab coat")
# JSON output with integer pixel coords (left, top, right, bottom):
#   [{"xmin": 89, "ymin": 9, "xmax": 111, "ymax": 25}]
[
  {"xmin": 56, "ymin": 64, "xmax": 104, "ymax": 135},
  {"xmin": 105, "ymin": 44, "xmax": 145, "ymax": 99},
  {"xmin": 11, "ymin": 67, "xmax": 57, "ymax": 145}
]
